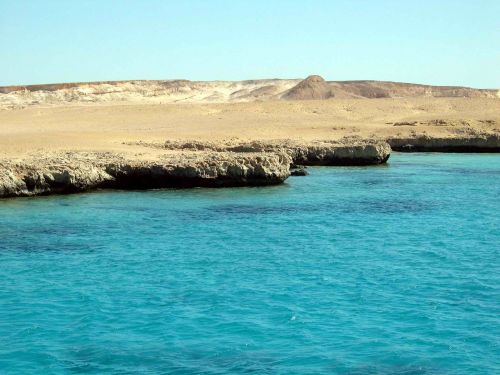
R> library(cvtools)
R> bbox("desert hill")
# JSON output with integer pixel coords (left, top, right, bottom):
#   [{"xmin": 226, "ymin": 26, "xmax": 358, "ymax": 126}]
[
  {"xmin": 283, "ymin": 75, "xmax": 334, "ymax": 100},
  {"xmin": 0, "ymin": 75, "xmax": 497, "ymax": 109}
]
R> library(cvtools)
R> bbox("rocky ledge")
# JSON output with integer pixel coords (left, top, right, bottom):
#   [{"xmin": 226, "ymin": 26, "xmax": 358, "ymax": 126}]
[
  {"xmin": 0, "ymin": 151, "xmax": 291, "ymax": 198},
  {"xmin": 0, "ymin": 140, "xmax": 391, "ymax": 198},
  {"xmin": 387, "ymin": 134, "xmax": 500, "ymax": 152},
  {"xmin": 149, "ymin": 139, "xmax": 392, "ymax": 166}
]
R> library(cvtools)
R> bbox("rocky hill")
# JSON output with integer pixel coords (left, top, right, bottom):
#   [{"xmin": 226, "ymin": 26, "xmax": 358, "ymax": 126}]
[{"xmin": 282, "ymin": 75, "xmax": 334, "ymax": 100}]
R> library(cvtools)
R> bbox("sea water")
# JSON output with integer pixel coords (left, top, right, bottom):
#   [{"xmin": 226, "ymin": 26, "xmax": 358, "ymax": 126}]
[{"xmin": 0, "ymin": 153, "xmax": 498, "ymax": 374}]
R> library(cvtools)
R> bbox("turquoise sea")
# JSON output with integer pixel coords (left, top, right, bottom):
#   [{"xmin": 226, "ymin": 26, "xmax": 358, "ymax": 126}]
[{"xmin": 0, "ymin": 153, "xmax": 499, "ymax": 374}]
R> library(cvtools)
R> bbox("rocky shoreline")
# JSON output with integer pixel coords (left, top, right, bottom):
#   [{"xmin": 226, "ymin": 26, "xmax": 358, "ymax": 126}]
[
  {"xmin": 155, "ymin": 139, "xmax": 392, "ymax": 166},
  {"xmin": 5, "ymin": 132, "xmax": 500, "ymax": 199},
  {"xmin": 387, "ymin": 134, "xmax": 500, "ymax": 152},
  {"xmin": 0, "ymin": 151, "xmax": 292, "ymax": 198},
  {"xmin": 0, "ymin": 140, "xmax": 391, "ymax": 198}
]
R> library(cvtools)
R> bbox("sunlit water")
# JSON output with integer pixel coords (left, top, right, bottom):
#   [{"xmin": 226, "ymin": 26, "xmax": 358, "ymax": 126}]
[{"xmin": 0, "ymin": 153, "xmax": 499, "ymax": 374}]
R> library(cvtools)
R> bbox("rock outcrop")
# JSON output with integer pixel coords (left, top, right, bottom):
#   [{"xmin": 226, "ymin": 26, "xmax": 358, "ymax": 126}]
[
  {"xmin": 387, "ymin": 134, "xmax": 500, "ymax": 152},
  {"xmin": 290, "ymin": 166, "xmax": 308, "ymax": 176},
  {"xmin": 0, "ymin": 139, "xmax": 392, "ymax": 198},
  {"xmin": 0, "ymin": 151, "xmax": 291, "ymax": 198},
  {"xmin": 285, "ymin": 142, "xmax": 391, "ymax": 165},
  {"xmin": 157, "ymin": 139, "xmax": 392, "ymax": 166}
]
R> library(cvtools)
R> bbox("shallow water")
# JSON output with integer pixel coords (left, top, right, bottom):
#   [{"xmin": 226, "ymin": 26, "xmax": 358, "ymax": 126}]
[{"xmin": 0, "ymin": 153, "xmax": 499, "ymax": 374}]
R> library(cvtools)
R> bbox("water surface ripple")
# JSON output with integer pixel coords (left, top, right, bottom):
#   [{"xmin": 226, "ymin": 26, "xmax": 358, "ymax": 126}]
[{"xmin": 0, "ymin": 153, "xmax": 499, "ymax": 374}]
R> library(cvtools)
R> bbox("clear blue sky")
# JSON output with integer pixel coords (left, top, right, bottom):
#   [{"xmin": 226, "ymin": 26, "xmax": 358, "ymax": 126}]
[{"xmin": 1, "ymin": 0, "xmax": 499, "ymax": 88}]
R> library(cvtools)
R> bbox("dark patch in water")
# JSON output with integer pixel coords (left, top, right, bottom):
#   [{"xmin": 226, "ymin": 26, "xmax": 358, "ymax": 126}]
[
  {"xmin": 209, "ymin": 203, "xmax": 299, "ymax": 216},
  {"xmin": 169, "ymin": 197, "xmax": 437, "ymax": 222},
  {"xmin": 439, "ymin": 167, "xmax": 500, "ymax": 176},
  {"xmin": 339, "ymin": 363, "xmax": 444, "ymax": 375},
  {"xmin": 361, "ymin": 178, "xmax": 386, "ymax": 186},
  {"xmin": 354, "ymin": 198, "xmax": 435, "ymax": 214},
  {"xmin": 64, "ymin": 346, "xmax": 278, "ymax": 374},
  {"xmin": 1, "ymin": 241, "xmax": 97, "ymax": 253}
]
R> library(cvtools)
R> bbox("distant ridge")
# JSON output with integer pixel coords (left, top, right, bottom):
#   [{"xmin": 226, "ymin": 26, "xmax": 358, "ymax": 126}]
[{"xmin": 0, "ymin": 76, "xmax": 497, "ymax": 108}]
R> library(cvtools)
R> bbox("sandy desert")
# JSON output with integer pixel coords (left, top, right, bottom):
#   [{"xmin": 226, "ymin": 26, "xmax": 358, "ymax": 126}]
[{"xmin": 1, "ymin": 75, "xmax": 499, "ymax": 155}]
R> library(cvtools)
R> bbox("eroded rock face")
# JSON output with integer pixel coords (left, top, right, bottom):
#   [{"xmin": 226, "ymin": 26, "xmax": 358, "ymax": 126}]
[
  {"xmin": 158, "ymin": 139, "xmax": 392, "ymax": 166},
  {"xmin": 0, "ymin": 161, "xmax": 113, "ymax": 197},
  {"xmin": 0, "ymin": 140, "xmax": 391, "ymax": 198},
  {"xmin": 104, "ymin": 152, "xmax": 291, "ymax": 189},
  {"xmin": 0, "ymin": 151, "xmax": 291, "ymax": 198},
  {"xmin": 388, "ymin": 134, "xmax": 500, "ymax": 152},
  {"xmin": 285, "ymin": 142, "xmax": 391, "ymax": 166}
]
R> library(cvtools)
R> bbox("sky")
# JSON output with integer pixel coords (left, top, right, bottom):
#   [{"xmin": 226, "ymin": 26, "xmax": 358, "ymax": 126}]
[{"xmin": 1, "ymin": 0, "xmax": 499, "ymax": 88}]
